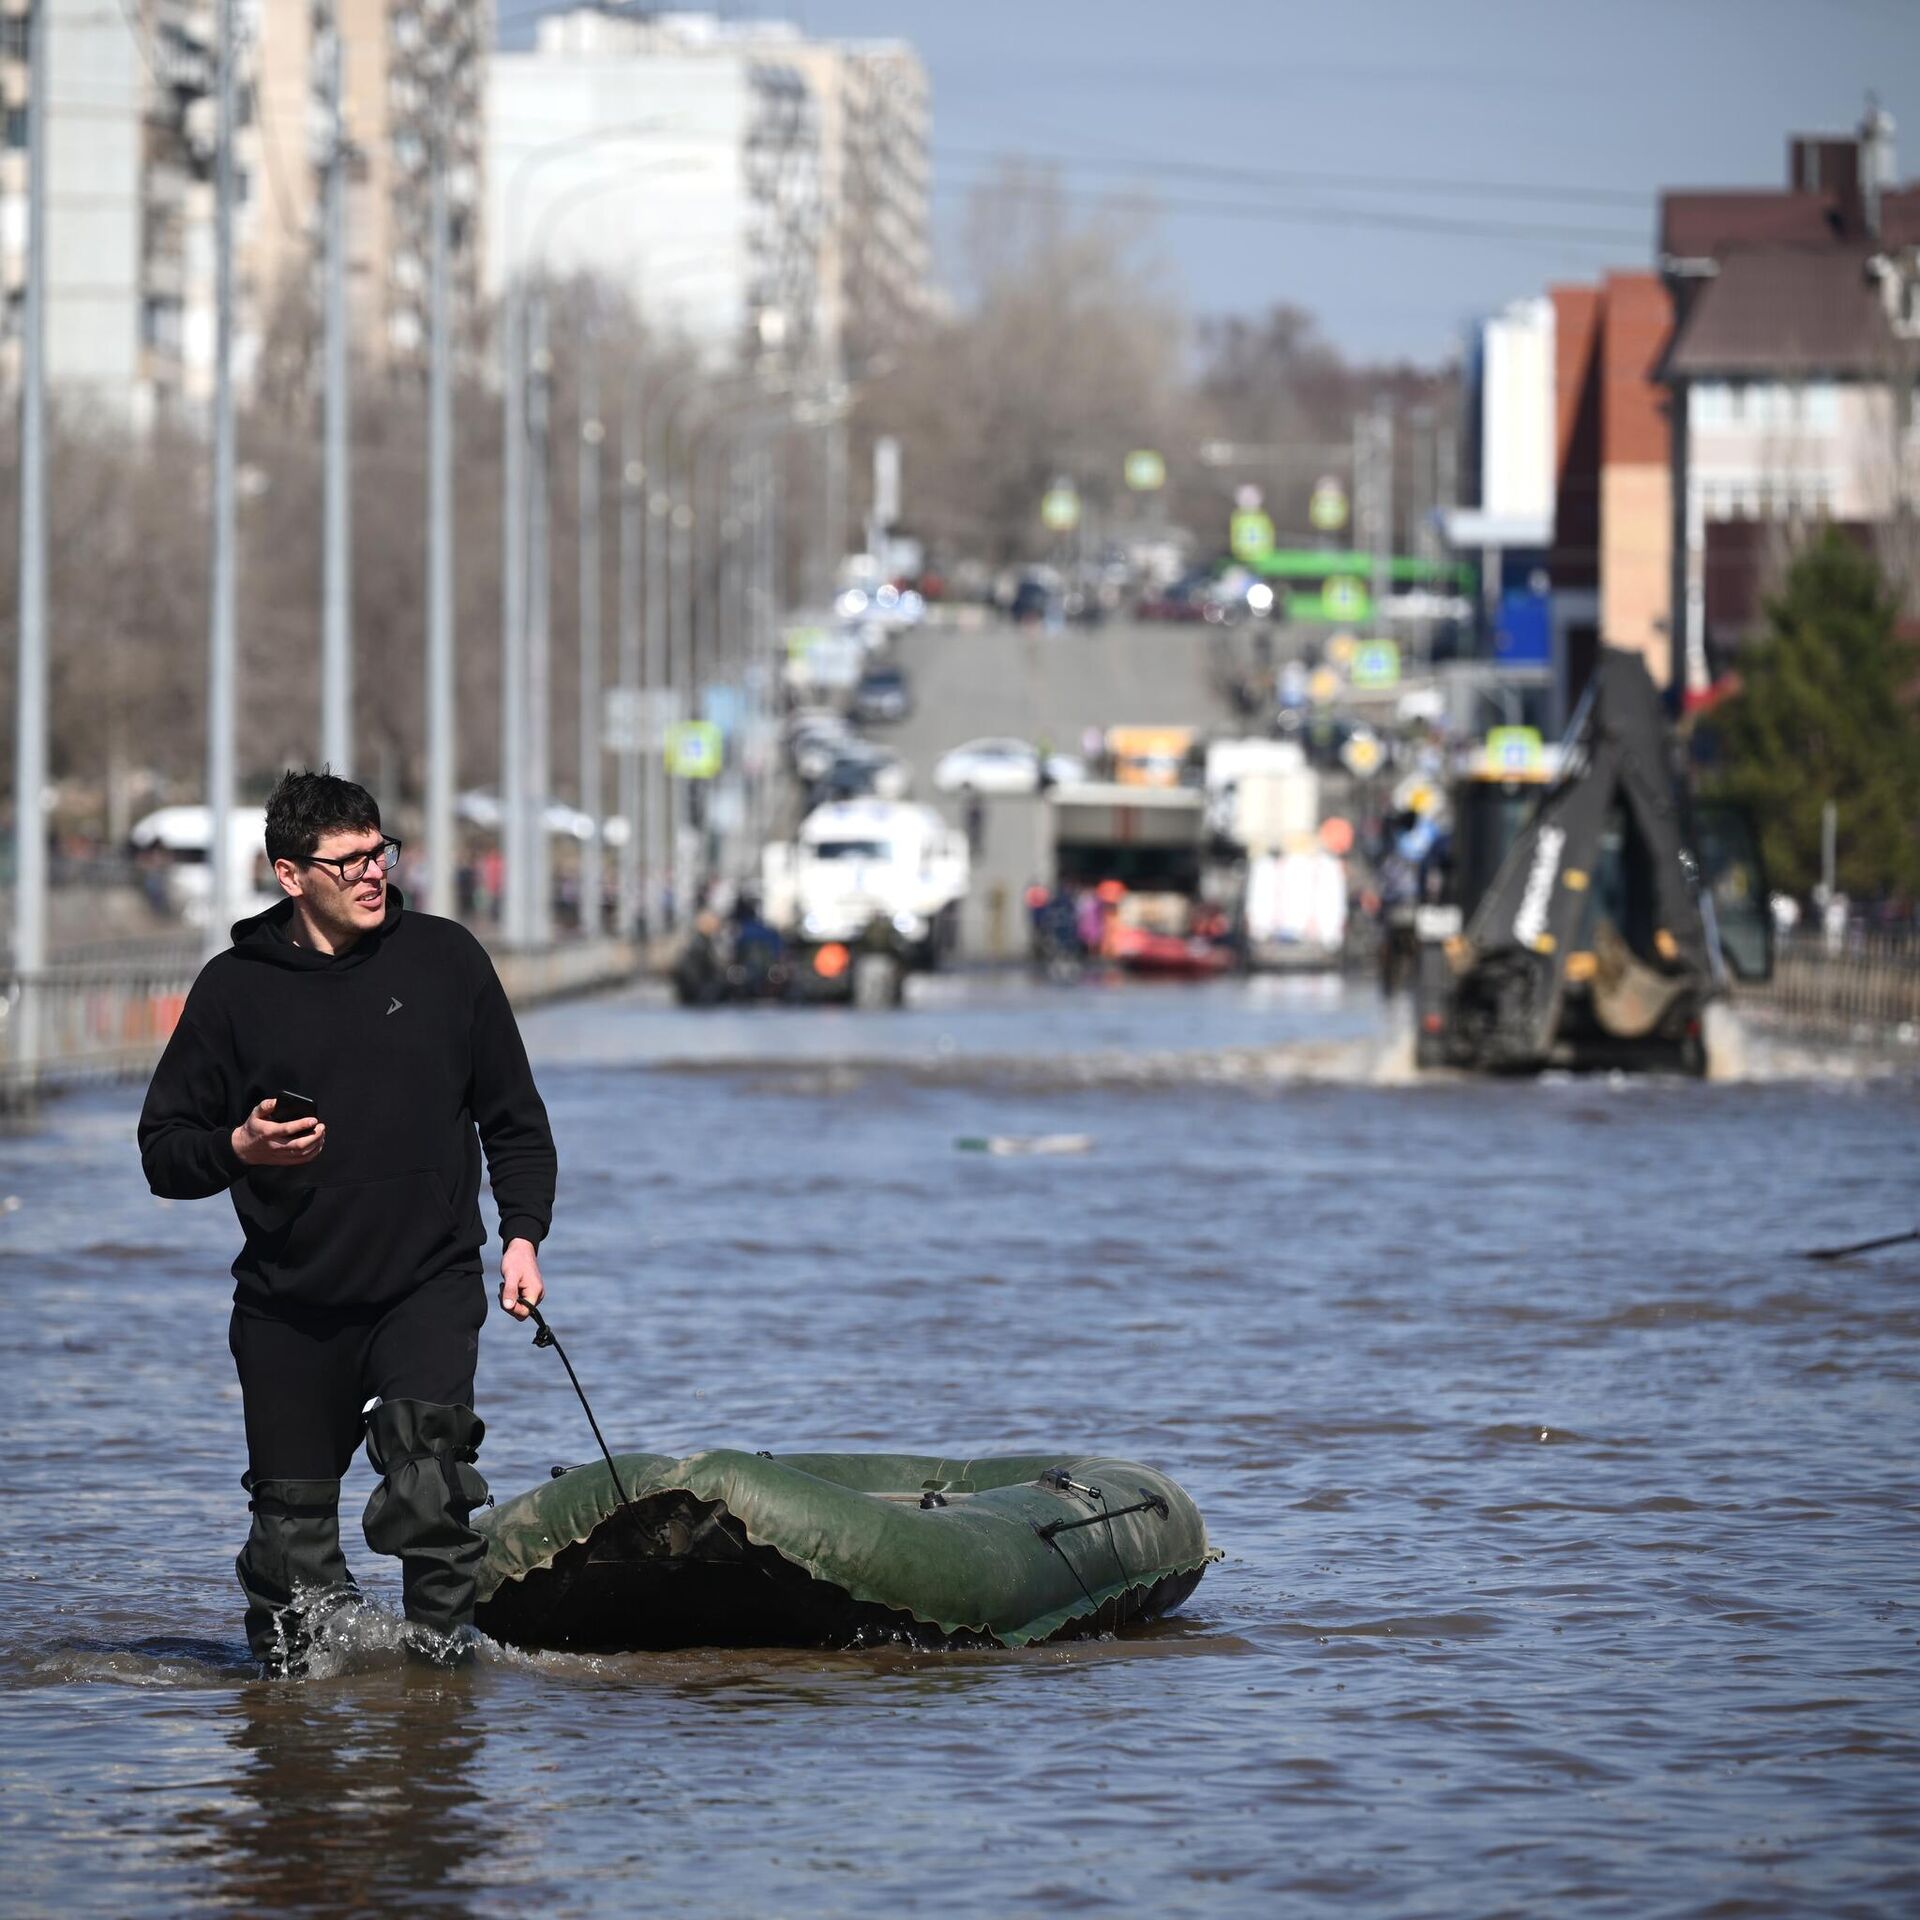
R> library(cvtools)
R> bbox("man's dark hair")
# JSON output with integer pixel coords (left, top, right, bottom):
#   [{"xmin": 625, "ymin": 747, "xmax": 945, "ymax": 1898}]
[{"xmin": 264, "ymin": 768, "xmax": 382, "ymax": 864}]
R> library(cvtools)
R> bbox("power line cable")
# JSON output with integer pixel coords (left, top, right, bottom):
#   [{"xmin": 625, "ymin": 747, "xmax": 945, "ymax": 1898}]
[
  {"xmin": 931, "ymin": 168, "xmax": 1649, "ymax": 250},
  {"xmin": 933, "ymin": 143, "xmax": 1652, "ymax": 212}
]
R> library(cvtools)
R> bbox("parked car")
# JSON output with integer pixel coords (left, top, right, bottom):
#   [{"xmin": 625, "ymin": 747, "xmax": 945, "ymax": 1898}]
[
  {"xmin": 851, "ymin": 664, "xmax": 912, "ymax": 725},
  {"xmin": 812, "ymin": 740, "xmax": 912, "ymax": 806},
  {"xmin": 932, "ymin": 738, "xmax": 1086, "ymax": 796}
]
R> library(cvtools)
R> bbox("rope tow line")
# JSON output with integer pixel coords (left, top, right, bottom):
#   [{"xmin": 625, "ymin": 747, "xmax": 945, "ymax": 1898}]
[{"xmin": 526, "ymin": 1305, "xmax": 633, "ymax": 1508}]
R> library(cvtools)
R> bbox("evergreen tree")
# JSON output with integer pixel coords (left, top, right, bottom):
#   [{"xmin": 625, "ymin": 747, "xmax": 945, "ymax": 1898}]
[{"xmin": 1714, "ymin": 531, "xmax": 1920, "ymax": 900}]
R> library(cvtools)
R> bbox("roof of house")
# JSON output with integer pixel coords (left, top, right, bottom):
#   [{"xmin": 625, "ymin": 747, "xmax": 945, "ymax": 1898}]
[
  {"xmin": 1660, "ymin": 246, "xmax": 1907, "ymax": 379},
  {"xmin": 1662, "ymin": 186, "xmax": 1920, "ymax": 257}
]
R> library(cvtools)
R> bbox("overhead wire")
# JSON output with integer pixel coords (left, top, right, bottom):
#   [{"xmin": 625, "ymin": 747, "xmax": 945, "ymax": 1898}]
[
  {"xmin": 931, "ymin": 167, "xmax": 1650, "ymax": 251},
  {"xmin": 933, "ymin": 143, "xmax": 1652, "ymax": 212}
]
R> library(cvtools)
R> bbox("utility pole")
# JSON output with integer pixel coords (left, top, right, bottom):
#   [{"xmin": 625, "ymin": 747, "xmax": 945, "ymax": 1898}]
[
  {"xmin": 424, "ymin": 126, "xmax": 455, "ymax": 919},
  {"xmin": 821, "ymin": 406, "xmax": 846, "ymax": 608},
  {"xmin": 206, "ymin": 0, "xmax": 239, "ymax": 956},
  {"xmin": 526, "ymin": 293, "xmax": 552, "ymax": 945},
  {"xmin": 319, "ymin": 2, "xmax": 351, "ymax": 772},
  {"xmin": 616, "ymin": 387, "xmax": 644, "ymax": 939},
  {"xmin": 10, "ymin": 0, "xmax": 49, "ymax": 1050},
  {"xmin": 644, "ymin": 469, "xmax": 670, "ymax": 934},
  {"xmin": 668, "ymin": 495, "xmax": 693, "ymax": 926},
  {"xmin": 576, "ymin": 343, "xmax": 604, "ymax": 937},
  {"xmin": 1367, "ymin": 400, "xmax": 1394, "ymax": 613}
]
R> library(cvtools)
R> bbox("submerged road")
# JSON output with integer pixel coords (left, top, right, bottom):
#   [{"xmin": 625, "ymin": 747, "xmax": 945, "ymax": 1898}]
[
  {"xmin": 3, "ymin": 980, "xmax": 1918, "ymax": 1918},
  {"xmin": 881, "ymin": 618, "xmax": 1243, "ymax": 794}
]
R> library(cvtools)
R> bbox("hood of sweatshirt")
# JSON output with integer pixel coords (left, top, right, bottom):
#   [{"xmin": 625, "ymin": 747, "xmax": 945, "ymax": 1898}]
[{"xmin": 229, "ymin": 887, "xmax": 406, "ymax": 972}]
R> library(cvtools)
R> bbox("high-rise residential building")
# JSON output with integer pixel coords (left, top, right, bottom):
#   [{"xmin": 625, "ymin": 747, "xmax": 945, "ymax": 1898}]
[
  {"xmin": 249, "ymin": 0, "xmax": 490, "ymax": 379},
  {"xmin": 486, "ymin": 8, "xmax": 930, "ymax": 375},
  {"xmin": 0, "ymin": 0, "xmax": 208, "ymax": 423},
  {"xmin": 775, "ymin": 33, "xmax": 931, "ymax": 377},
  {"xmin": 0, "ymin": 0, "xmax": 489, "ymax": 423}
]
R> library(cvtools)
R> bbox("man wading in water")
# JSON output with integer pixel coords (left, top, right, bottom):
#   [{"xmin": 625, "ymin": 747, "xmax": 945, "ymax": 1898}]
[{"xmin": 138, "ymin": 770, "xmax": 556, "ymax": 1674}]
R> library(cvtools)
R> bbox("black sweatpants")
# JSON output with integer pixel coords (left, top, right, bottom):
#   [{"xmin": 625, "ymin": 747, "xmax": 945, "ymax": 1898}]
[{"xmin": 228, "ymin": 1270, "xmax": 489, "ymax": 1481}]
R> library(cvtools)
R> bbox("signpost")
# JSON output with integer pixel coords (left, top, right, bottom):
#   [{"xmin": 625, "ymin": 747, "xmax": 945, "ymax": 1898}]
[
  {"xmin": 1230, "ymin": 508, "xmax": 1275, "ymax": 563},
  {"xmin": 1323, "ymin": 575, "xmax": 1366, "ymax": 621},
  {"xmin": 1309, "ymin": 475, "xmax": 1349, "ymax": 532},
  {"xmin": 1485, "ymin": 725, "xmax": 1544, "ymax": 775},
  {"xmin": 1041, "ymin": 477, "xmax": 1081, "ymax": 533},
  {"xmin": 665, "ymin": 718, "xmax": 722, "ymax": 780},
  {"xmin": 1351, "ymin": 639, "xmax": 1402, "ymax": 689},
  {"xmin": 1339, "ymin": 728, "xmax": 1384, "ymax": 778}
]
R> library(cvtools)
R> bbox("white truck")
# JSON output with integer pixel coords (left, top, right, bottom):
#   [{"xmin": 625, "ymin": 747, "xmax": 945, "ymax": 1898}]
[
  {"xmin": 762, "ymin": 799, "xmax": 970, "ymax": 975},
  {"xmin": 129, "ymin": 805, "xmax": 281, "ymax": 929},
  {"xmin": 1201, "ymin": 740, "xmax": 1346, "ymax": 969}
]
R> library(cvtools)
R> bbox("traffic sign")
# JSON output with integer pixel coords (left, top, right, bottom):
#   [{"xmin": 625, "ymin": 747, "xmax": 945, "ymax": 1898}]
[
  {"xmin": 1485, "ymin": 725, "xmax": 1544, "ymax": 774},
  {"xmin": 1340, "ymin": 728, "xmax": 1384, "ymax": 778},
  {"xmin": 1351, "ymin": 639, "xmax": 1401, "ymax": 688},
  {"xmin": 1323, "ymin": 575, "xmax": 1366, "ymax": 620},
  {"xmin": 1230, "ymin": 508, "xmax": 1274, "ymax": 562},
  {"xmin": 1309, "ymin": 476, "xmax": 1349, "ymax": 532},
  {"xmin": 1123, "ymin": 449, "xmax": 1166, "ymax": 492},
  {"xmin": 665, "ymin": 719, "xmax": 722, "ymax": 779},
  {"xmin": 1040, "ymin": 479, "xmax": 1081, "ymax": 532}
]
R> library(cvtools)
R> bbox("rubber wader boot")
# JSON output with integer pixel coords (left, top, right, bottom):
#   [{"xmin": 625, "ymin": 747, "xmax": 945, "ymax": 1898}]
[
  {"xmin": 362, "ymin": 1399, "xmax": 488, "ymax": 1667},
  {"xmin": 236, "ymin": 1474, "xmax": 361, "ymax": 1677}
]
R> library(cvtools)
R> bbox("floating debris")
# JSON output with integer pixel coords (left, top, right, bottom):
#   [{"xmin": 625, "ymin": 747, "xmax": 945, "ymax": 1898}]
[{"xmin": 955, "ymin": 1133, "xmax": 1095, "ymax": 1157}]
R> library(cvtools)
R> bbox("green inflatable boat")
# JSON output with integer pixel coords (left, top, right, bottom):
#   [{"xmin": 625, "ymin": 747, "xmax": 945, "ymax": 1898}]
[{"xmin": 475, "ymin": 1449, "xmax": 1218, "ymax": 1652}]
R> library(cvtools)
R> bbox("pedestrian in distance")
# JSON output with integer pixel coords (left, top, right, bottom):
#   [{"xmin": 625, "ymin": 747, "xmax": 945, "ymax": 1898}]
[{"xmin": 138, "ymin": 769, "xmax": 557, "ymax": 1675}]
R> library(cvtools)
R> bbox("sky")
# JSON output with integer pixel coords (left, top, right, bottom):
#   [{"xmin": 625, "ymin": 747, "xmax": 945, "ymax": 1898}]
[{"xmin": 509, "ymin": 0, "xmax": 1920, "ymax": 368}]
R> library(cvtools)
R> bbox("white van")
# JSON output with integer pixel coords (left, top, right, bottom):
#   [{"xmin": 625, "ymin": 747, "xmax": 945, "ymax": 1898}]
[
  {"xmin": 130, "ymin": 805, "xmax": 281, "ymax": 929},
  {"xmin": 762, "ymin": 799, "xmax": 969, "ymax": 968}
]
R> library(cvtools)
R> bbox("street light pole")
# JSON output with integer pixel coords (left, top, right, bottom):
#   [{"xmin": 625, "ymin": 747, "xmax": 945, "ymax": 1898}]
[
  {"xmin": 495, "ymin": 120, "xmax": 700, "ymax": 949},
  {"xmin": 425, "ymin": 130, "xmax": 455, "ymax": 919},
  {"xmin": 577, "ymin": 342, "xmax": 604, "ymax": 937},
  {"xmin": 499, "ymin": 282, "xmax": 528, "ymax": 946},
  {"xmin": 10, "ymin": 0, "xmax": 49, "ymax": 1038},
  {"xmin": 616, "ymin": 385, "xmax": 644, "ymax": 939},
  {"xmin": 526, "ymin": 291, "xmax": 553, "ymax": 945},
  {"xmin": 206, "ymin": 0, "xmax": 239, "ymax": 957},
  {"xmin": 320, "ymin": 3, "xmax": 352, "ymax": 773}
]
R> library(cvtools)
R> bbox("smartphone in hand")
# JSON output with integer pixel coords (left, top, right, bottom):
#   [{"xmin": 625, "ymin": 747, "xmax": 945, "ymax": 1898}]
[{"xmin": 274, "ymin": 1089, "xmax": 318, "ymax": 1124}]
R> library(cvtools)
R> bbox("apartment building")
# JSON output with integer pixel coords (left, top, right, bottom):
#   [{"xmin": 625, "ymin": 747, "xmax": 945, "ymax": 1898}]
[
  {"xmin": 0, "ymin": 0, "xmax": 489, "ymax": 423},
  {"xmin": 487, "ymin": 8, "xmax": 930, "ymax": 375},
  {"xmin": 249, "ymin": 0, "xmax": 490, "ymax": 377}
]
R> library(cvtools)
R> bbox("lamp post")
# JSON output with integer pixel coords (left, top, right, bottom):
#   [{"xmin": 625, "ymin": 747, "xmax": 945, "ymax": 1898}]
[
  {"xmin": 10, "ymin": 0, "xmax": 48, "ymax": 1060},
  {"xmin": 496, "ymin": 116, "xmax": 690, "ymax": 947}
]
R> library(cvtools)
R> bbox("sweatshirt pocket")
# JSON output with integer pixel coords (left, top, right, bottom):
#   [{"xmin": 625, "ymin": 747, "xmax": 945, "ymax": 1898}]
[{"xmin": 244, "ymin": 1170, "xmax": 464, "ymax": 1308}]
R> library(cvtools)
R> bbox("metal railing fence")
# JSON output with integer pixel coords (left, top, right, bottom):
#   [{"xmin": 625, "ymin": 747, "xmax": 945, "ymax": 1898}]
[{"xmin": 1735, "ymin": 929, "xmax": 1920, "ymax": 1040}]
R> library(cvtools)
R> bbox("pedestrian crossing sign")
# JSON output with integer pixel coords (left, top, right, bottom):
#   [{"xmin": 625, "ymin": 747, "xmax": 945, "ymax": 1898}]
[{"xmin": 666, "ymin": 719, "xmax": 723, "ymax": 779}]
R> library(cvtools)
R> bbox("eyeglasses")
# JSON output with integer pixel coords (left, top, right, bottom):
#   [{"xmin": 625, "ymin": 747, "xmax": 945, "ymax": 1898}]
[{"xmin": 298, "ymin": 837, "xmax": 402, "ymax": 886}]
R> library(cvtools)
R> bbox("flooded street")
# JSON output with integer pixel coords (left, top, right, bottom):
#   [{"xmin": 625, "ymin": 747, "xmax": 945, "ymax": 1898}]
[{"xmin": 2, "ymin": 978, "xmax": 1917, "ymax": 1917}]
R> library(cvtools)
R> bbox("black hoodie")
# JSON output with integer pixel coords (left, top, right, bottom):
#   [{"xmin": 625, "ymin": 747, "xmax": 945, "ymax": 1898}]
[{"xmin": 138, "ymin": 890, "xmax": 556, "ymax": 1314}]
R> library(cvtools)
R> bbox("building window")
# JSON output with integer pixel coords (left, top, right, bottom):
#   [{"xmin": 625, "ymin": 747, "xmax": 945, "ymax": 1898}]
[
  {"xmin": 1800, "ymin": 383, "xmax": 1840, "ymax": 430},
  {"xmin": 1693, "ymin": 383, "xmax": 1733, "ymax": 428},
  {"xmin": 4, "ymin": 106, "xmax": 27, "ymax": 151},
  {"xmin": 0, "ymin": 15, "xmax": 29, "ymax": 61}
]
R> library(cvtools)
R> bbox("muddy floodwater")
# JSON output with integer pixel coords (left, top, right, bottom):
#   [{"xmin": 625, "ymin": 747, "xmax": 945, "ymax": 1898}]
[{"xmin": 2, "ymin": 976, "xmax": 1917, "ymax": 1917}]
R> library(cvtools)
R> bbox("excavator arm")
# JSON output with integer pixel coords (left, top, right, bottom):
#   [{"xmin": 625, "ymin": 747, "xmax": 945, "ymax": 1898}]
[{"xmin": 1444, "ymin": 649, "xmax": 1714, "ymax": 1070}]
